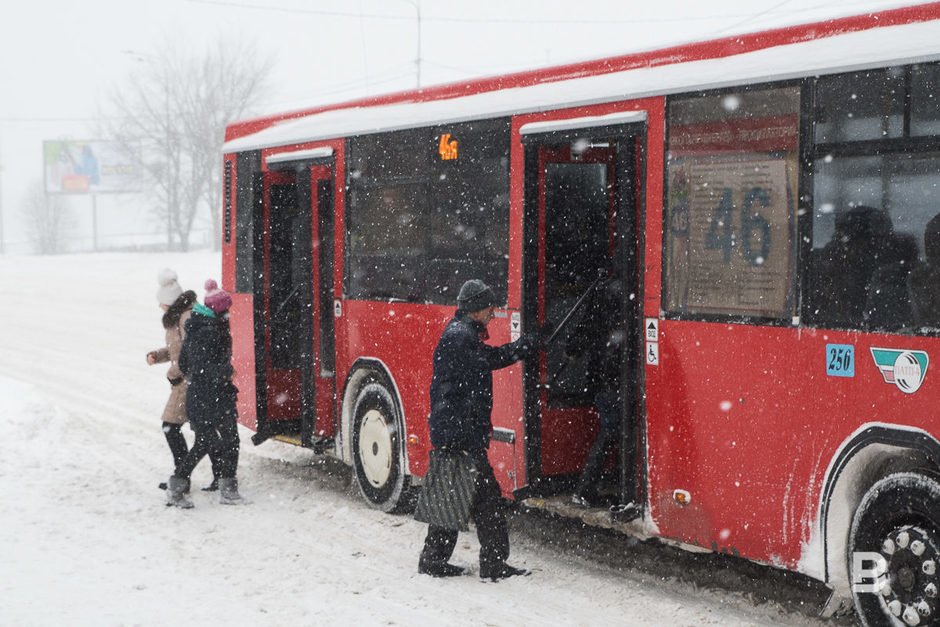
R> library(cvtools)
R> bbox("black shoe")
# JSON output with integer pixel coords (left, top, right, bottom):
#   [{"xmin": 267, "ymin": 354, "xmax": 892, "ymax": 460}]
[
  {"xmin": 202, "ymin": 477, "xmax": 219, "ymax": 492},
  {"xmin": 611, "ymin": 501, "xmax": 642, "ymax": 522},
  {"xmin": 418, "ymin": 561, "xmax": 466, "ymax": 578},
  {"xmin": 479, "ymin": 562, "xmax": 530, "ymax": 581}
]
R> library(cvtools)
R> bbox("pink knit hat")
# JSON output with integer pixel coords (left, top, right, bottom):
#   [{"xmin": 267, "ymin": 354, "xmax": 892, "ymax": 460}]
[{"xmin": 203, "ymin": 279, "xmax": 232, "ymax": 314}]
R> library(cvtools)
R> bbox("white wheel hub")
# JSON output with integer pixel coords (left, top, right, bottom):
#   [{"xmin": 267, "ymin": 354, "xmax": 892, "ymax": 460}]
[{"xmin": 358, "ymin": 408, "xmax": 393, "ymax": 488}]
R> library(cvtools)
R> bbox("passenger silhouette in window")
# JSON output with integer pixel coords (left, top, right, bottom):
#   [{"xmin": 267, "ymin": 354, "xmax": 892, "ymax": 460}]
[
  {"xmin": 810, "ymin": 205, "xmax": 894, "ymax": 328},
  {"xmin": 910, "ymin": 213, "xmax": 940, "ymax": 330},
  {"xmin": 863, "ymin": 233, "xmax": 919, "ymax": 331}
]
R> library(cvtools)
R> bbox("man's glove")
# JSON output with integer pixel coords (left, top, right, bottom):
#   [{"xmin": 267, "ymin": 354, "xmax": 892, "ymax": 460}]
[{"xmin": 516, "ymin": 332, "xmax": 539, "ymax": 358}]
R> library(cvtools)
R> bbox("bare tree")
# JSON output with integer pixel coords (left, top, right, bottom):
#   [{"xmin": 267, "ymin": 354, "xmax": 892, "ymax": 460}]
[
  {"xmin": 106, "ymin": 37, "xmax": 272, "ymax": 251},
  {"xmin": 22, "ymin": 181, "xmax": 73, "ymax": 254}
]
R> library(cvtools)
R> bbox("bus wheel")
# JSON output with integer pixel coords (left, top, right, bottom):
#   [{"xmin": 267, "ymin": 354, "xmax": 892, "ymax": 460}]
[
  {"xmin": 849, "ymin": 472, "xmax": 940, "ymax": 627},
  {"xmin": 351, "ymin": 380, "xmax": 411, "ymax": 513}
]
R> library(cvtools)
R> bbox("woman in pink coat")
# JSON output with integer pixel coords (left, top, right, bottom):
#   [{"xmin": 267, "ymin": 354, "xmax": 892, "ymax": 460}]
[{"xmin": 147, "ymin": 269, "xmax": 197, "ymax": 478}]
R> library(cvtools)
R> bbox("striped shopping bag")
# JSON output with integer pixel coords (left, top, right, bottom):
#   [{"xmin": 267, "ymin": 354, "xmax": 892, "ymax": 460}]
[{"xmin": 414, "ymin": 449, "xmax": 478, "ymax": 531}]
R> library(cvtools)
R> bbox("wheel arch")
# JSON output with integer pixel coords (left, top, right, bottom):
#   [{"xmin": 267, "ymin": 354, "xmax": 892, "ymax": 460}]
[
  {"xmin": 819, "ymin": 424, "xmax": 940, "ymax": 598},
  {"xmin": 340, "ymin": 357, "xmax": 410, "ymax": 476}
]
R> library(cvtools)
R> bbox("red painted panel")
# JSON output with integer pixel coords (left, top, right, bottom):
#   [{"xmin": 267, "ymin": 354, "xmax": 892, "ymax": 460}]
[
  {"xmin": 341, "ymin": 299, "xmax": 450, "ymax": 479},
  {"xmin": 646, "ymin": 320, "xmax": 940, "ymax": 567},
  {"xmin": 230, "ymin": 293, "xmax": 257, "ymax": 431}
]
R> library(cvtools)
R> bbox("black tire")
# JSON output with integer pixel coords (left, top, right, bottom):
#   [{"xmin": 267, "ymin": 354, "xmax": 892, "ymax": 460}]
[
  {"xmin": 351, "ymin": 379, "xmax": 411, "ymax": 513},
  {"xmin": 849, "ymin": 472, "xmax": 940, "ymax": 627}
]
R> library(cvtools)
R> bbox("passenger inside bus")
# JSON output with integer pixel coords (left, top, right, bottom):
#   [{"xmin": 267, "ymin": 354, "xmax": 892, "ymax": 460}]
[
  {"xmin": 863, "ymin": 233, "xmax": 919, "ymax": 331},
  {"xmin": 563, "ymin": 273, "xmax": 634, "ymax": 512},
  {"xmin": 808, "ymin": 205, "xmax": 894, "ymax": 328},
  {"xmin": 909, "ymin": 212, "xmax": 940, "ymax": 330}
]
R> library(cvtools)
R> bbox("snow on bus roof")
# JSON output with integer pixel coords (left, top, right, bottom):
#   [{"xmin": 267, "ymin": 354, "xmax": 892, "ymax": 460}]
[{"xmin": 223, "ymin": 17, "xmax": 940, "ymax": 154}]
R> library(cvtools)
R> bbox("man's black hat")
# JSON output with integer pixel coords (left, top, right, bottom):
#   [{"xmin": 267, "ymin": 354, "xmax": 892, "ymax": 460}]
[{"xmin": 457, "ymin": 279, "xmax": 497, "ymax": 312}]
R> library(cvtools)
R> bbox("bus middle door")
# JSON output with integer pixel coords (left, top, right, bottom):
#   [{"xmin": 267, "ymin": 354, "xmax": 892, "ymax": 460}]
[
  {"xmin": 523, "ymin": 130, "xmax": 642, "ymax": 507},
  {"xmin": 303, "ymin": 165, "xmax": 337, "ymax": 448},
  {"xmin": 261, "ymin": 169, "xmax": 306, "ymax": 438}
]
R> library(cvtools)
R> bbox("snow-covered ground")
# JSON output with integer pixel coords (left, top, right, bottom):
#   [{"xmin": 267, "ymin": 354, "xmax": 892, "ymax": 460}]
[{"xmin": 0, "ymin": 252, "xmax": 831, "ymax": 626}]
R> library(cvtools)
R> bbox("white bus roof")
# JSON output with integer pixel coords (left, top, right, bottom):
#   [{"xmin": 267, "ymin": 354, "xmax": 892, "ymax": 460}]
[{"xmin": 224, "ymin": 17, "xmax": 940, "ymax": 154}]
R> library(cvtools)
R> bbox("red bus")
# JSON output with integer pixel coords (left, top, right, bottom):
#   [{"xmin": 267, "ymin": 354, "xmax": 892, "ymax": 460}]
[{"xmin": 222, "ymin": 4, "xmax": 940, "ymax": 624}]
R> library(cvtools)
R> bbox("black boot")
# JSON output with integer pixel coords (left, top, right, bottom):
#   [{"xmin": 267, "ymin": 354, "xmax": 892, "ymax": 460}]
[
  {"xmin": 479, "ymin": 562, "xmax": 530, "ymax": 581},
  {"xmin": 202, "ymin": 477, "xmax": 219, "ymax": 492},
  {"xmin": 418, "ymin": 560, "xmax": 466, "ymax": 578},
  {"xmin": 218, "ymin": 477, "xmax": 245, "ymax": 505},
  {"xmin": 165, "ymin": 476, "xmax": 193, "ymax": 509}
]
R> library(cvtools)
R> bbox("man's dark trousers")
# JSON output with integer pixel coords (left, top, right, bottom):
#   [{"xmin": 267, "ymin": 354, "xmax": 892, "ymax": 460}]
[{"xmin": 420, "ymin": 448, "xmax": 508, "ymax": 570}]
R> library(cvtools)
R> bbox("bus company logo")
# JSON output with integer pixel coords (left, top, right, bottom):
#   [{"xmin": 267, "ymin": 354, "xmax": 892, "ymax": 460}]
[{"xmin": 870, "ymin": 348, "xmax": 929, "ymax": 394}]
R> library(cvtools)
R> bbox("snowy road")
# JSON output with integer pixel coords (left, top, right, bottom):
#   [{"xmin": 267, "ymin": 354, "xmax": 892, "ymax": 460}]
[{"xmin": 0, "ymin": 252, "xmax": 834, "ymax": 626}]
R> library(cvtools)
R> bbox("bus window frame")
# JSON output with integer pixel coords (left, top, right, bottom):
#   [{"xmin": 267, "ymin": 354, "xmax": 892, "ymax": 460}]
[
  {"xmin": 661, "ymin": 79, "xmax": 804, "ymax": 327},
  {"xmin": 343, "ymin": 119, "xmax": 511, "ymax": 305},
  {"xmin": 802, "ymin": 61, "xmax": 940, "ymax": 333}
]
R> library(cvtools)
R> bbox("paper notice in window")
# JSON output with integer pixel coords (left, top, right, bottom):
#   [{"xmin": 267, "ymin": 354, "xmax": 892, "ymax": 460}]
[{"xmin": 669, "ymin": 156, "xmax": 795, "ymax": 317}]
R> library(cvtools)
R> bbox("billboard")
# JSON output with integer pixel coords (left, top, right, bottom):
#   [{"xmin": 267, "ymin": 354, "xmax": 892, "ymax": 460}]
[{"xmin": 44, "ymin": 140, "xmax": 141, "ymax": 194}]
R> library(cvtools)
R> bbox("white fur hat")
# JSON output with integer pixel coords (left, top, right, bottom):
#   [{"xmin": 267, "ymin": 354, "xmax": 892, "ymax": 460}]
[{"xmin": 156, "ymin": 268, "xmax": 183, "ymax": 306}]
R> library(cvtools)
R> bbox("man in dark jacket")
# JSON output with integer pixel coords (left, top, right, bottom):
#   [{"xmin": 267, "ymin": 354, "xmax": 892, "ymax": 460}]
[{"xmin": 419, "ymin": 279, "xmax": 536, "ymax": 581}]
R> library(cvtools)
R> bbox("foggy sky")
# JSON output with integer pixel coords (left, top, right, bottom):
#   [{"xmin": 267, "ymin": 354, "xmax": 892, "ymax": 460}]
[{"xmin": 0, "ymin": 0, "xmax": 924, "ymax": 252}]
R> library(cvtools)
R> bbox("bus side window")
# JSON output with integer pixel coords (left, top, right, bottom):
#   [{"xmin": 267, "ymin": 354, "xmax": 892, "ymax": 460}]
[
  {"xmin": 663, "ymin": 85, "xmax": 800, "ymax": 321},
  {"xmin": 909, "ymin": 214, "xmax": 940, "ymax": 330},
  {"xmin": 235, "ymin": 151, "xmax": 261, "ymax": 295},
  {"xmin": 807, "ymin": 66, "xmax": 940, "ymax": 335}
]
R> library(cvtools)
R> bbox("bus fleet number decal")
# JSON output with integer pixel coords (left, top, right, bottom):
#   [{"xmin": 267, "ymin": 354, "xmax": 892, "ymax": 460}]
[{"xmin": 826, "ymin": 344, "xmax": 855, "ymax": 378}]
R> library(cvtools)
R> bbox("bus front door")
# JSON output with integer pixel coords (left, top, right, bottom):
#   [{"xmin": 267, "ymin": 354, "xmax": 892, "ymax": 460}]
[{"xmin": 524, "ymin": 131, "xmax": 642, "ymax": 506}]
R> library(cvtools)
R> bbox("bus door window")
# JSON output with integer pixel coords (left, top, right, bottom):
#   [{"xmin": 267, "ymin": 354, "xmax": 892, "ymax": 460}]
[
  {"xmin": 263, "ymin": 169, "xmax": 309, "ymax": 423},
  {"xmin": 543, "ymin": 157, "xmax": 614, "ymax": 404},
  {"xmin": 316, "ymin": 175, "xmax": 335, "ymax": 377},
  {"xmin": 268, "ymin": 177, "xmax": 308, "ymax": 369},
  {"xmin": 309, "ymin": 164, "xmax": 337, "ymax": 442}
]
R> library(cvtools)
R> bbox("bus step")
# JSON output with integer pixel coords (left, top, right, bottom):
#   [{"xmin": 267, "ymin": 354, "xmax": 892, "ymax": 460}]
[
  {"xmin": 521, "ymin": 495, "xmax": 649, "ymax": 537},
  {"xmin": 273, "ymin": 434, "xmax": 303, "ymax": 446}
]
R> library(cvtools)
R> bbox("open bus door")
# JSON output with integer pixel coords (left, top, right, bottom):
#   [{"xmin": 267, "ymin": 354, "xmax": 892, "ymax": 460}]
[
  {"xmin": 306, "ymin": 165, "xmax": 337, "ymax": 446},
  {"xmin": 255, "ymin": 162, "xmax": 336, "ymax": 448},
  {"xmin": 522, "ymin": 124, "xmax": 645, "ymax": 509}
]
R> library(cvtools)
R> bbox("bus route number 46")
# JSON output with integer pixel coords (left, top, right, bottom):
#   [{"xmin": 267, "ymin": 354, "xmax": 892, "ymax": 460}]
[{"xmin": 704, "ymin": 186, "xmax": 772, "ymax": 266}]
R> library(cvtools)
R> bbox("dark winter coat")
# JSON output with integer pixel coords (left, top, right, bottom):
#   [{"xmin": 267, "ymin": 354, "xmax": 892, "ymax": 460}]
[
  {"xmin": 428, "ymin": 313, "xmax": 533, "ymax": 451},
  {"xmin": 179, "ymin": 303, "xmax": 237, "ymax": 428},
  {"xmin": 565, "ymin": 278, "xmax": 625, "ymax": 393}
]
